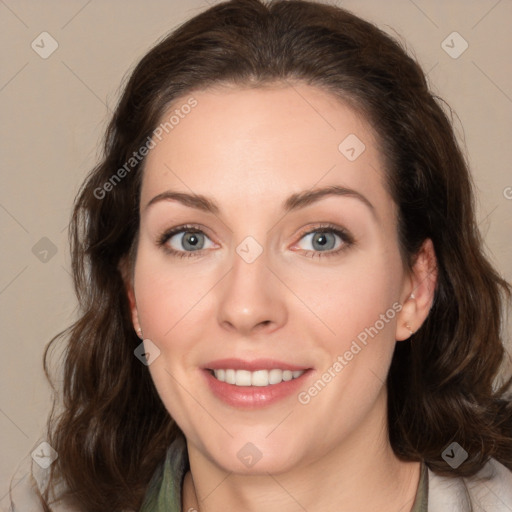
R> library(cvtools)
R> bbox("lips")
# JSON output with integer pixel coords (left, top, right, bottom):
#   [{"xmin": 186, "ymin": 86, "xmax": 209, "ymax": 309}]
[{"xmin": 202, "ymin": 358, "xmax": 312, "ymax": 408}]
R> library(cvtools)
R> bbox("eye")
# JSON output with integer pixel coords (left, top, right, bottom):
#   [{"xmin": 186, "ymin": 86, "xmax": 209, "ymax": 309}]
[
  {"xmin": 293, "ymin": 224, "xmax": 354, "ymax": 258},
  {"xmin": 156, "ymin": 223, "xmax": 354, "ymax": 259},
  {"xmin": 157, "ymin": 224, "xmax": 216, "ymax": 258}
]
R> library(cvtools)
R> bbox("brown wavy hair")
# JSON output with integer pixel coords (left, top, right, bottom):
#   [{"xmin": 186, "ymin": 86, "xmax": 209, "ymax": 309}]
[{"xmin": 36, "ymin": 0, "xmax": 512, "ymax": 509}]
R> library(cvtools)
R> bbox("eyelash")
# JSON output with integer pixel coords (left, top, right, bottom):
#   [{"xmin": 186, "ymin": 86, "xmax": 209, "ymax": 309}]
[{"xmin": 156, "ymin": 223, "xmax": 355, "ymax": 259}]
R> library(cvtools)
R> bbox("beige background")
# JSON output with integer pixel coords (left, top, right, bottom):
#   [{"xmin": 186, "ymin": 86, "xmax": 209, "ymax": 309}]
[{"xmin": 1, "ymin": 0, "xmax": 511, "ymax": 504}]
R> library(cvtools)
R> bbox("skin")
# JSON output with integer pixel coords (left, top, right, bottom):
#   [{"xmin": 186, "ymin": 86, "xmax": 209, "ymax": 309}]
[{"xmin": 123, "ymin": 82, "xmax": 437, "ymax": 512}]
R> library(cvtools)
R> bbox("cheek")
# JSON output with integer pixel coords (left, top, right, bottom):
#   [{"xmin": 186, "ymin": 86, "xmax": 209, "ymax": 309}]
[
  {"xmin": 295, "ymin": 249, "xmax": 403, "ymax": 354},
  {"xmin": 292, "ymin": 255, "xmax": 403, "ymax": 434},
  {"xmin": 133, "ymin": 250, "xmax": 211, "ymax": 343},
  {"xmin": 132, "ymin": 253, "xmax": 206, "ymax": 425}
]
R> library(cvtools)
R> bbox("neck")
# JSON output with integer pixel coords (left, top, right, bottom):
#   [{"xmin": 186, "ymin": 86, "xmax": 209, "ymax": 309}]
[{"xmin": 182, "ymin": 388, "xmax": 421, "ymax": 512}]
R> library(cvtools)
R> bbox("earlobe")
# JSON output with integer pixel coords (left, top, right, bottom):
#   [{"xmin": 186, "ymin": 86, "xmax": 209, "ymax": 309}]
[
  {"xmin": 396, "ymin": 295, "xmax": 417, "ymax": 341},
  {"xmin": 396, "ymin": 238, "xmax": 438, "ymax": 341}
]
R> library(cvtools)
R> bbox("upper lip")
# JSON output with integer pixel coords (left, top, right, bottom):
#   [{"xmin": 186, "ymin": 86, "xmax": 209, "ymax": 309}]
[{"xmin": 204, "ymin": 358, "xmax": 310, "ymax": 371}]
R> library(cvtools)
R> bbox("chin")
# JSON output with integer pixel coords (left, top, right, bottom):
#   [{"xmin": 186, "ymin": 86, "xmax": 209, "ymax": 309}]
[{"xmin": 200, "ymin": 434, "xmax": 306, "ymax": 475}]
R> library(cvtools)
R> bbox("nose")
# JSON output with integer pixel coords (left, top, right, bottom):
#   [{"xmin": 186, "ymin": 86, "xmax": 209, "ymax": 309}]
[{"xmin": 216, "ymin": 244, "xmax": 287, "ymax": 337}]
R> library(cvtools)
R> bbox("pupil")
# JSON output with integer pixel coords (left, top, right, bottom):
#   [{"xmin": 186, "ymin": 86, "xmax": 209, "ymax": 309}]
[
  {"xmin": 184, "ymin": 232, "xmax": 202, "ymax": 250},
  {"xmin": 314, "ymin": 232, "xmax": 334, "ymax": 250}
]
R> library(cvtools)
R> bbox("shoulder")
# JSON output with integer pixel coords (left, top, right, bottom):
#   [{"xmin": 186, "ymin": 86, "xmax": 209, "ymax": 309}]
[{"xmin": 427, "ymin": 458, "xmax": 512, "ymax": 512}]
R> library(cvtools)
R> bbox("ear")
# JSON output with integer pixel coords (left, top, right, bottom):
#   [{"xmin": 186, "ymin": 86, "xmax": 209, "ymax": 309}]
[
  {"xmin": 118, "ymin": 255, "xmax": 142, "ymax": 337},
  {"xmin": 395, "ymin": 238, "xmax": 438, "ymax": 341}
]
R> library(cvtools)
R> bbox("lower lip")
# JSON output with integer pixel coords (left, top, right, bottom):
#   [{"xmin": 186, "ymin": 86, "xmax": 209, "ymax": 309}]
[{"xmin": 203, "ymin": 369, "xmax": 312, "ymax": 409}]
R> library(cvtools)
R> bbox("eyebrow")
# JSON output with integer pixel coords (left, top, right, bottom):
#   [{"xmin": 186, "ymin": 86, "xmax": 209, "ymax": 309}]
[{"xmin": 144, "ymin": 185, "xmax": 375, "ymax": 217}]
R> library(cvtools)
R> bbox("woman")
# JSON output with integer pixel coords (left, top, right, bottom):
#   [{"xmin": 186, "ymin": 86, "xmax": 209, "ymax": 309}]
[{"xmin": 8, "ymin": 0, "xmax": 512, "ymax": 510}]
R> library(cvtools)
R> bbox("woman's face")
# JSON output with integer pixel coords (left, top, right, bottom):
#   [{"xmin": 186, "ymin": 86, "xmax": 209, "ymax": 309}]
[{"xmin": 127, "ymin": 83, "xmax": 421, "ymax": 474}]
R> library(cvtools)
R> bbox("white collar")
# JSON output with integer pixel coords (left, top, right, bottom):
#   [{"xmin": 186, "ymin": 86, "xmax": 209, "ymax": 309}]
[{"xmin": 428, "ymin": 457, "xmax": 512, "ymax": 511}]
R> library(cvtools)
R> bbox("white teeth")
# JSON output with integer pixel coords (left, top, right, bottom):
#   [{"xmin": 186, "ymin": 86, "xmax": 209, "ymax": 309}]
[
  {"xmin": 268, "ymin": 369, "xmax": 283, "ymax": 385},
  {"xmin": 225, "ymin": 369, "xmax": 236, "ymax": 384},
  {"xmin": 235, "ymin": 370, "xmax": 252, "ymax": 386},
  {"xmin": 212, "ymin": 368, "xmax": 305, "ymax": 386},
  {"xmin": 251, "ymin": 370, "xmax": 269, "ymax": 387}
]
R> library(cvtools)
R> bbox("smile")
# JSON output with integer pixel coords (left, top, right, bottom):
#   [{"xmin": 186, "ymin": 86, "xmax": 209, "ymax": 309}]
[
  {"xmin": 202, "ymin": 359, "xmax": 312, "ymax": 408},
  {"xmin": 210, "ymin": 368, "xmax": 305, "ymax": 386}
]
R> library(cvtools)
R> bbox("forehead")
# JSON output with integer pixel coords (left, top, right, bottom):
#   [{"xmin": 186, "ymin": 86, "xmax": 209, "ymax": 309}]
[{"xmin": 140, "ymin": 83, "xmax": 392, "ymax": 220}]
